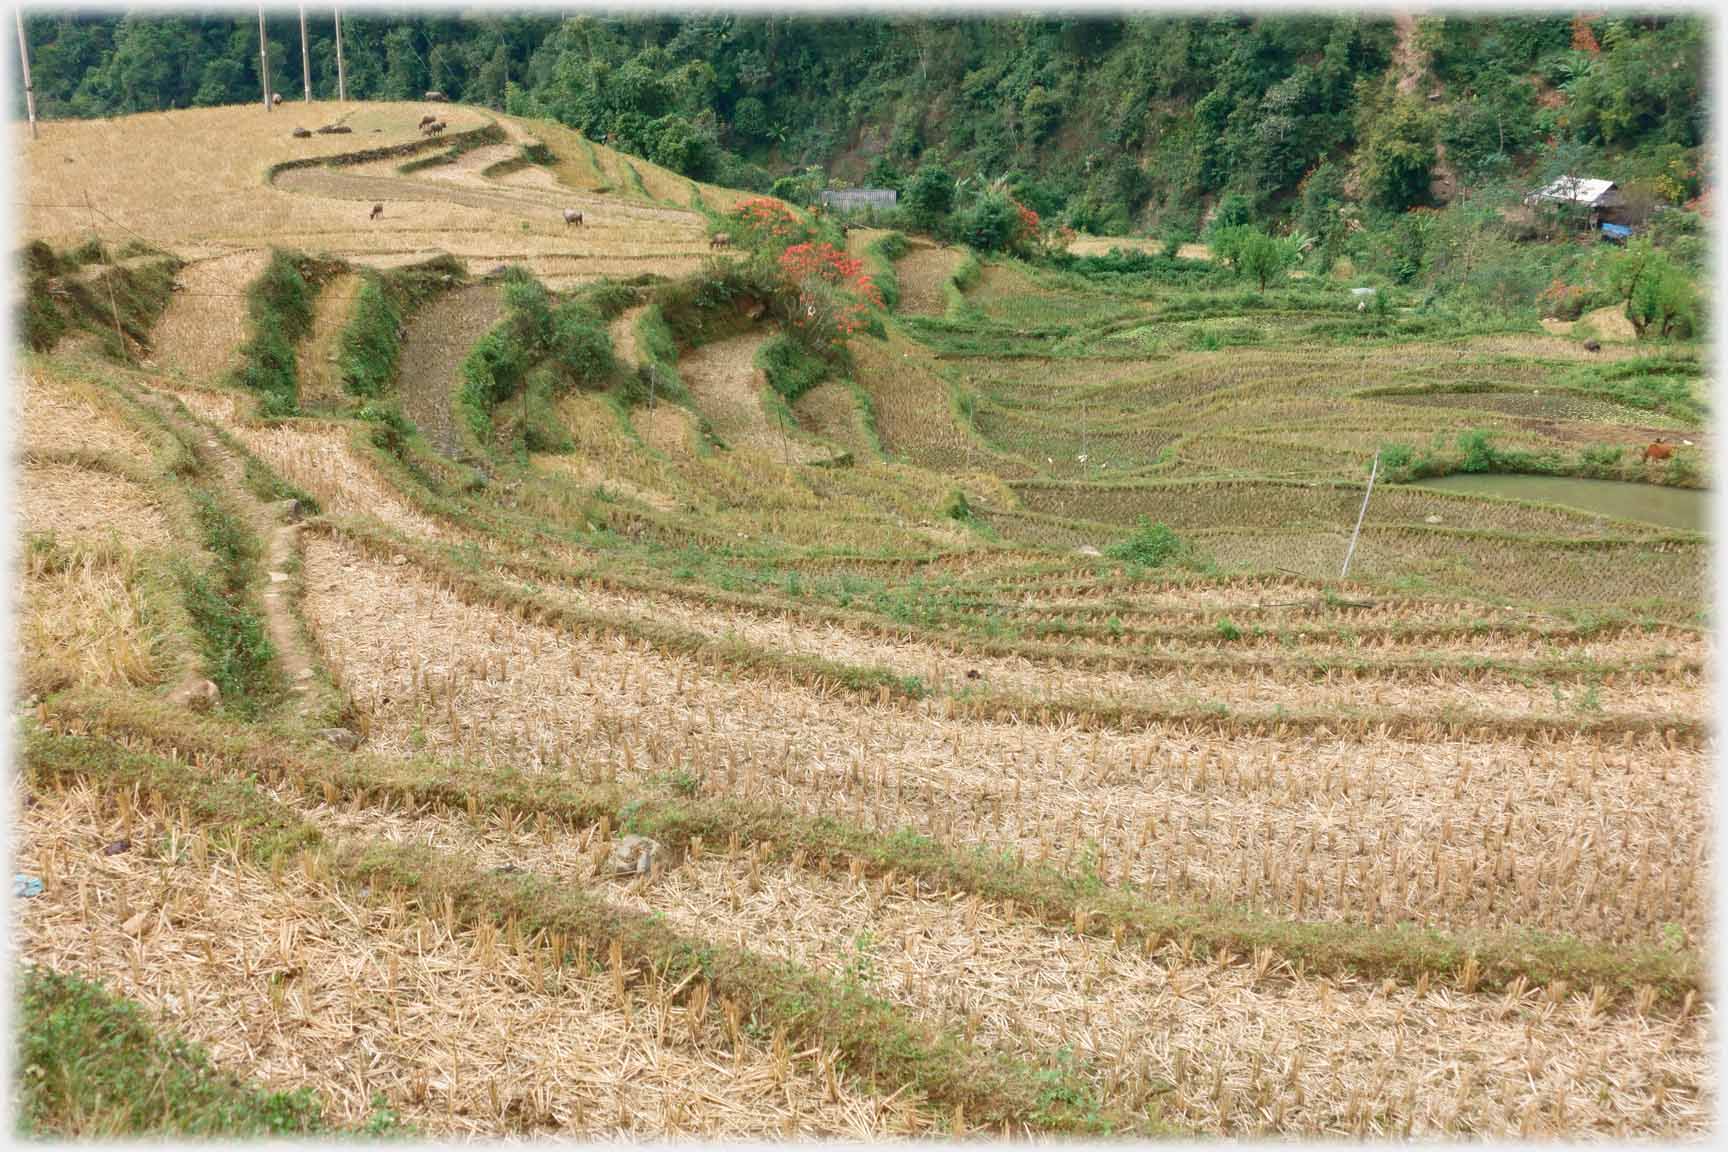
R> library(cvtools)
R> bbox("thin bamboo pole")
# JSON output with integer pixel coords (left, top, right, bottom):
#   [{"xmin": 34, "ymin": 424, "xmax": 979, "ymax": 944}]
[{"xmin": 1340, "ymin": 450, "xmax": 1379, "ymax": 580}]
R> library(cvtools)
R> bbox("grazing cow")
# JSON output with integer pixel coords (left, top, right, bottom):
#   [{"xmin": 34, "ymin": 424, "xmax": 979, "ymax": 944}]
[
  {"xmin": 271, "ymin": 92, "xmax": 283, "ymax": 106},
  {"xmin": 1584, "ymin": 339, "xmax": 1602, "ymax": 352},
  {"xmin": 424, "ymin": 90, "xmax": 447, "ymax": 102},
  {"xmin": 291, "ymin": 126, "xmax": 311, "ymax": 139},
  {"xmin": 370, "ymin": 203, "xmax": 384, "ymax": 221},
  {"xmin": 563, "ymin": 208, "xmax": 584, "ymax": 227},
  {"xmin": 428, "ymin": 121, "xmax": 446, "ymax": 137},
  {"xmin": 709, "ymin": 232, "xmax": 732, "ymax": 250},
  {"xmin": 1643, "ymin": 438, "xmax": 1674, "ymax": 463},
  {"xmin": 419, "ymin": 114, "xmax": 439, "ymax": 128}
]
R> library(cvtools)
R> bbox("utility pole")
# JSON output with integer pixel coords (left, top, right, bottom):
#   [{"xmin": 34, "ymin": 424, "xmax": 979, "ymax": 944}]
[
  {"xmin": 1340, "ymin": 450, "xmax": 1380, "ymax": 581},
  {"xmin": 15, "ymin": 8, "xmax": 37, "ymax": 140},
  {"xmin": 258, "ymin": 5, "xmax": 272, "ymax": 111},
  {"xmin": 300, "ymin": 4, "xmax": 311, "ymax": 103},
  {"xmin": 333, "ymin": 7, "xmax": 347, "ymax": 102}
]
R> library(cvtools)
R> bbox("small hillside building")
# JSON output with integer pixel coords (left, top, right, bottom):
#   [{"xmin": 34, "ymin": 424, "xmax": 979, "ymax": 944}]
[
  {"xmin": 1523, "ymin": 176, "xmax": 1625, "ymax": 228},
  {"xmin": 818, "ymin": 188, "xmax": 898, "ymax": 214}
]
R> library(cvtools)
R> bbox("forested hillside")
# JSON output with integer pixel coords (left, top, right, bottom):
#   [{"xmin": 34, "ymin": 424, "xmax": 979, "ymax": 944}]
[{"xmin": 15, "ymin": 11, "xmax": 1706, "ymax": 235}]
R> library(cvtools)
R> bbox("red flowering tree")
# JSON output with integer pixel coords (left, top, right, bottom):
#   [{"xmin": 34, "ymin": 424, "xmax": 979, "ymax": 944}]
[
  {"xmin": 725, "ymin": 197, "xmax": 815, "ymax": 250},
  {"xmin": 778, "ymin": 241, "xmax": 884, "ymax": 347}
]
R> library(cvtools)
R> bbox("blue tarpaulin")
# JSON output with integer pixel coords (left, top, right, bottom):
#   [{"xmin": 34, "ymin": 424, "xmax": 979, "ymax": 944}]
[{"xmin": 1601, "ymin": 223, "xmax": 1634, "ymax": 241}]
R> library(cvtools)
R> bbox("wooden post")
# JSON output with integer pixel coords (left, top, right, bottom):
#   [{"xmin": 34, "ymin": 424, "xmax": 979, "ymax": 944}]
[
  {"xmin": 258, "ymin": 6, "xmax": 272, "ymax": 111},
  {"xmin": 333, "ymin": 7, "xmax": 346, "ymax": 102},
  {"xmin": 15, "ymin": 8, "xmax": 37, "ymax": 140},
  {"xmin": 300, "ymin": 4, "xmax": 312, "ymax": 103},
  {"xmin": 1340, "ymin": 450, "xmax": 1379, "ymax": 581}
]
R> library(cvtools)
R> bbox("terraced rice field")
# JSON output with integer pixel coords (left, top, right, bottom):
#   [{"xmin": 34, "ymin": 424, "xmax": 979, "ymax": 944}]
[{"xmin": 13, "ymin": 100, "xmax": 1712, "ymax": 1141}]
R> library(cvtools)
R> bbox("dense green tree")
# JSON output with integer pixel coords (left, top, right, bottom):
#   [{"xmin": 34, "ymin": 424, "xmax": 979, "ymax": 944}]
[
  {"xmin": 10, "ymin": 11, "xmax": 1704, "ymax": 238},
  {"xmin": 902, "ymin": 164, "xmax": 955, "ymax": 229}
]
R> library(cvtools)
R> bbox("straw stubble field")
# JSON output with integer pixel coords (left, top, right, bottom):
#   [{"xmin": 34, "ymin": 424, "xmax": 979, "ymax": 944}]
[{"xmin": 13, "ymin": 99, "xmax": 1713, "ymax": 1140}]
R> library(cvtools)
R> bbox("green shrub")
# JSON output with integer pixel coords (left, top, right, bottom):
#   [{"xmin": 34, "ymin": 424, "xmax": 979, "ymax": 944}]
[
  {"xmin": 232, "ymin": 251, "xmax": 318, "ymax": 416},
  {"xmin": 546, "ymin": 303, "xmax": 617, "ymax": 388},
  {"xmin": 757, "ymin": 332, "xmax": 830, "ymax": 404},
  {"xmin": 1456, "ymin": 428, "xmax": 1498, "ymax": 472},
  {"xmin": 337, "ymin": 276, "xmax": 401, "ymax": 399},
  {"xmin": 1105, "ymin": 517, "xmax": 1186, "ymax": 567},
  {"xmin": 1379, "ymin": 442, "xmax": 1416, "ymax": 471}
]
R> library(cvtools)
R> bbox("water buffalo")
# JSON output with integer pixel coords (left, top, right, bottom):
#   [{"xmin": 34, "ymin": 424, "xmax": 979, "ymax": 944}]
[
  {"xmin": 419, "ymin": 114, "xmax": 439, "ymax": 128},
  {"xmin": 1583, "ymin": 339, "xmax": 1602, "ymax": 352},
  {"xmin": 564, "ymin": 209, "xmax": 584, "ymax": 227},
  {"xmin": 291, "ymin": 126, "xmax": 311, "ymax": 139},
  {"xmin": 370, "ymin": 203, "xmax": 384, "ymax": 221},
  {"xmin": 709, "ymin": 232, "xmax": 732, "ymax": 250}
]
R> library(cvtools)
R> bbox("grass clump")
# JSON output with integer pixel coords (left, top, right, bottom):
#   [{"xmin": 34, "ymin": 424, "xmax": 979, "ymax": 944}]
[
  {"xmin": 179, "ymin": 490, "xmax": 275, "ymax": 716},
  {"xmin": 16, "ymin": 966, "xmax": 330, "ymax": 1138}
]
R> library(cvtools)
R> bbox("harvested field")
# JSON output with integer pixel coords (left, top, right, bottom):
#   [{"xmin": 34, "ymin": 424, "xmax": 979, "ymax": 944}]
[
  {"xmin": 679, "ymin": 331, "xmax": 843, "ymax": 465},
  {"xmin": 300, "ymin": 538, "xmax": 1707, "ymax": 945},
  {"xmin": 308, "ymin": 801, "xmax": 1711, "ymax": 1138},
  {"xmin": 396, "ymin": 283, "xmax": 503, "ymax": 458},
  {"xmin": 14, "ymin": 85, "xmax": 1712, "ymax": 1141},
  {"xmin": 17, "ymin": 370, "xmax": 155, "ymax": 461},
  {"xmin": 14, "ymin": 784, "xmax": 918, "ymax": 1140},
  {"xmin": 20, "ymin": 547, "xmax": 165, "ymax": 695},
  {"xmin": 19, "ymin": 461, "xmax": 171, "ymax": 549},
  {"xmin": 231, "ymin": 422, "xmax": 444, "ymax": 538},
  {"xmin": 794, "ymin": 381, "xmax": 875, "ymax": 459},
  {"xmin": 892, "ymin": 244, "xmax": 963, "ymax": 317},
  {"xmin": 297, "ymin": 272, "xmax": 360, "ymax": 410},
  {"xmin": 148, "ymin": 250, "xmax": 270, "ymax": 384}
]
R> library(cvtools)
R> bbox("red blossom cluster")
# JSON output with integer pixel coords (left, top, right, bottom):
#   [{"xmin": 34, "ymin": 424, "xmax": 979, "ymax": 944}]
[
  {"xmin": 731, "ymin": 197, "xmax": 802, "ymax": 242},
  {"xmin": 778, "ymin": 241, "xmax": 883, "ymax": 337},
  {"xmin": 1536, "ymin": 277, "xmax": 1588, "ymax": 319},
  {"xmin": 1014, "ymin": 199, "xmax": 1041, "ymax": 239}
]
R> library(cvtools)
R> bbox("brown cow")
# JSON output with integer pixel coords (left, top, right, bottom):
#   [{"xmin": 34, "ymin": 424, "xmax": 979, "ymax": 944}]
[
  {"xmin": 370, "ymin": 203, "xmax": 384, "ymax": 221},
  {"xmin": 1583, "ymin": 339, "xmax": 1602, "ymax": 352},
  {"xmin": 1643, "ymin": 438, "xmax": 1673, "ymax": 463}
]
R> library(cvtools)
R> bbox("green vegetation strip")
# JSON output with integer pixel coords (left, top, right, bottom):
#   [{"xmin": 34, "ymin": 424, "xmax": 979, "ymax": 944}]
[
  {"xmin": 230, "ymin": 250, "xmax": 345, "ymax": 417},
  {"xmin": 40, "ymin": 692, "xmax": 1705, "ymax": 1011},
  {"xmin": 21, "ymin": 726, "xmax": 1147, "ymax": 1137},
  {"xmin": 311, "ymin": 518, "xmax": 1704, "ymax": 747},
  {"xmin": 15, "ymin": 966, "xmax": 344, "ymax": 1138}
]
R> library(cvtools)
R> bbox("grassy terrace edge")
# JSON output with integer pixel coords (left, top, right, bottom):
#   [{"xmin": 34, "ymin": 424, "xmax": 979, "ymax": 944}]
[
  {"xmin": 15, "ymin": 965, "xmax": 354, "ymax": 1138},
  {"xmin": 37, "ymin": 690, "xmax": 1705, "ymax": 1010},
  {"xmin": 21, "ymin": 725, "xmax": 1160, "ymax": 1138}
]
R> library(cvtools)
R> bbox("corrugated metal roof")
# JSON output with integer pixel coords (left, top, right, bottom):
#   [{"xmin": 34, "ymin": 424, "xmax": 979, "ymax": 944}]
[{"xmin": 1529, "ymin": 176, "xmax": 1618, "ymax": 205}]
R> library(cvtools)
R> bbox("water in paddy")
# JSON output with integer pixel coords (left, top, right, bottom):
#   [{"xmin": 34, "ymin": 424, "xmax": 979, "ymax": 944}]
[{"xmin": 1414, "ymin": 474, "xmax": 1707, "ymax": 533}]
